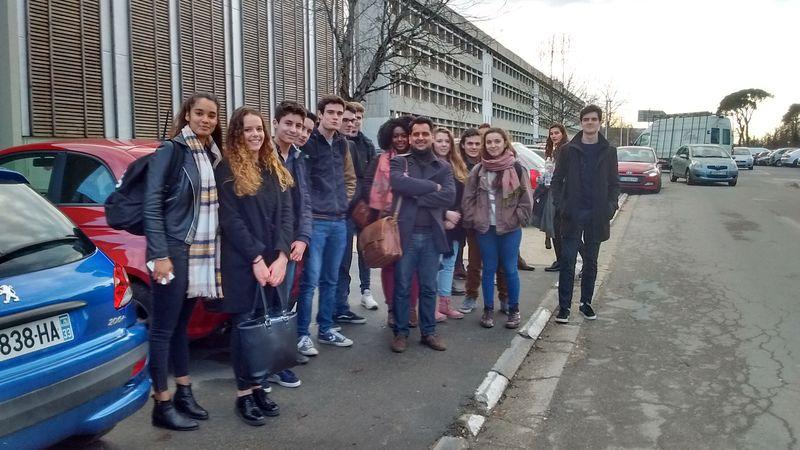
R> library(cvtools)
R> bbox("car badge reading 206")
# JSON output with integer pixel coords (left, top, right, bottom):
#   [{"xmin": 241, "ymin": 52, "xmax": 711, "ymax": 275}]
[{"xmin": 1, "ymin": 285, "xmax": 21, "ymax": 304}]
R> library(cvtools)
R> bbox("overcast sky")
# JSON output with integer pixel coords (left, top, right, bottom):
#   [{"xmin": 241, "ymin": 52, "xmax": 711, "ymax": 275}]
[{"xmin": 451, "ymin": 0, "xmax": 800, "ymax": 136}]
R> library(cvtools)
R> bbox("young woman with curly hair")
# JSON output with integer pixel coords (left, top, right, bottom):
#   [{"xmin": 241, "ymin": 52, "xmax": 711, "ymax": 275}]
[{"xmin": 215, "ymin": 106, "xmax": 294, "ymax": 426}]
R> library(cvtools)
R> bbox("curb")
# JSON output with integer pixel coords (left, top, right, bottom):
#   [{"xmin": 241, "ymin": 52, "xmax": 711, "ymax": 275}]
[{"xmin": 432, "ymin": 192, "xmax": 631, "ymax": 448}]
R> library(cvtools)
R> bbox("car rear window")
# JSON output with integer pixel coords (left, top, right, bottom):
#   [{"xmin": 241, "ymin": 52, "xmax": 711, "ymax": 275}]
[
  {"xmin": 733, "ymin": 148, "xmax": 750, "ymax": 155},
  {"xmin": 0, "ymin": 183, "xmax": 95, "ymax": 278}
]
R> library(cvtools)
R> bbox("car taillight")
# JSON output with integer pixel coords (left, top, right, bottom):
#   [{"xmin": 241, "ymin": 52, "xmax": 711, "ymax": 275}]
[
  {"xmin": 114, "ymin": 264, "xmax": 133, "ymax": 309},
  {"xmin": 131, "ymin": 356, "xmax": 147, "ymax": 378}
]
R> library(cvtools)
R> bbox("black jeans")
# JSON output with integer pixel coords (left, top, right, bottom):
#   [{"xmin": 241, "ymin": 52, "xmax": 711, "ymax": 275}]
[
  {"xmin": 558, "ymin": 221, "xmax": 601, "ymax": 310},
  {"xmin": 148, "ymin": 240, "xmax": 197, "ymax": 393}
]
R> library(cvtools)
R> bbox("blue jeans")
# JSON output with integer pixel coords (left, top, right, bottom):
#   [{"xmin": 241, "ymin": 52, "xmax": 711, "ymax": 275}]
[
  {"xmin": 335, "ymin": 219, "xmax": 371, "ymax": 314},
  {"xmin": 437, "ymin": 241, "xmax": 460, "ymax": 296},
  {"xmin": 393, "ymin": 232, "xmax": 440, "ymax": 337},
  {"xmin": 476, "ymin": 227, "xmax": 521, "ymax": 311},
  {"xmin": 297, "ymin": 219, "xmax": 347, "ymax": 336},
  {"xmin": 558, "ymin": 221, "xmax": 601, "ymax": 309}
]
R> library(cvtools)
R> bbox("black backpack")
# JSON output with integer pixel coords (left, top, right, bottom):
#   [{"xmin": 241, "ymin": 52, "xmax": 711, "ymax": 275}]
[{"xmin": 104, "ymin": 140, "xmax": 184, "ymax": 235}]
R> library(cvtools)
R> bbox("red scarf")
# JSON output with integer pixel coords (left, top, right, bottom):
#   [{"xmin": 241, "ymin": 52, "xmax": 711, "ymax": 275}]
[{"xmin": 481, "ymin": 150, "xmax": 521, "ymax": 201}]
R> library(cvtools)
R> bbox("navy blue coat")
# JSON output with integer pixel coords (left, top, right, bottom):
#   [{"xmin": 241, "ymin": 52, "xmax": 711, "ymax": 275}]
[
  {"xmin": 389, "ymin": 151, "xmax": 455, "ymax": 254},
  {"xmin": 280, "ymin": 144, "xmax": 312, "ymax": 245},
  {"xmin": 301, "ymin": 129, "xmax": 350, "ymax": 219}
]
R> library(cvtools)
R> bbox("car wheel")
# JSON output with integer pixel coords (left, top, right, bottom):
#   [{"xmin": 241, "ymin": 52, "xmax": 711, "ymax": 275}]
[
  {"xmin": 729, "ymin": 179, "xmax": 737, "ymax": 187},
  {"xmin": 749, "ymin": 165, "xmax": 754, "ymax": 170},
  {"xmin": 793, "ymin": 160, "xmax": 798, "ymax": 168},
  {"xmin": 685, "ymin": 169, "xmax": 694, "ymax": 185},
  {"xmin": 670, "ymin": 171, "xmax": 678, "ymax": 182},
  {"xmin": 131, "ymin": 280, "xmax": 153, "ymax": 326},
  {"xmin": 654, "ymin": 183, "xmax": 661, "ymax": 194}
]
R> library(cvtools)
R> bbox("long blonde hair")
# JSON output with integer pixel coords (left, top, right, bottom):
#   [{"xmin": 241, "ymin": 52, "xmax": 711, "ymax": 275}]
[
  {"xmin": 434, "ymin": 127, "xmax": 468, "ymax": 182},
  {"xmin": 225, "ymin": 107, "xmax": 293, "ymax": 197}
]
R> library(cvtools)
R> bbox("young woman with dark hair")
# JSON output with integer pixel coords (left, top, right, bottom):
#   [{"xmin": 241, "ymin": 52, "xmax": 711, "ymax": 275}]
[
  {"xmin": 144, "ymin": 92, "xmax": 223, "ymax": 430},
  {"xmin": 362, "ymin": 117, "xmax": 420, "ymax": 327},
  {"xmin": 216, "ymin": 107, "xmax": 294, "ymax": 426},
  {"xmin": 461, "ymin": 128, "xmax": 533, "ymax": 329},
  {"xmin": 433, "ymin": 127, "xmax": 467, "ymax": 320},
  {"xmin": 542, "ymin": 124, "xmax": 569, "ymax": 272}
]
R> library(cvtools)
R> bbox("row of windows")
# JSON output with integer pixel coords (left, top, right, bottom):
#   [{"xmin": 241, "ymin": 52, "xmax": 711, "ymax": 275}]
[
  {"xmin": 390, "ymin": 110, "xmax": 480, "ymax": 139},
  {"xmin": 493, "ymin": 79, "xmax": 534, "ymax": 106},
  {"xmin": 405, "ymin": 46, "xmax": 483, "ymax": 87},
  {"xmin": 508, "ymin": 130, "xmax": 537, "ymax": 146},
  {"xmin": 493, "ymin": 104, "xmax": 535, "ymax": 125},
  {"xmin": 392, "ymin": 77, "xmax": 483, "ymax": 114},
  {"xmin": 492, "ymin": 57, "xmax": 535, "ymax": 88},
  {"xmin": 396, "ymin": 1, "xmax": 483, "ymax": 59}
]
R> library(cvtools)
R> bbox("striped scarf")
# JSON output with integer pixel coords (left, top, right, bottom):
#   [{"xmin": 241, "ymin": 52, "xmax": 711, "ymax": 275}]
[{"xmin": 182, "ymin": 125, "xmax": 223, "ymax": 299}]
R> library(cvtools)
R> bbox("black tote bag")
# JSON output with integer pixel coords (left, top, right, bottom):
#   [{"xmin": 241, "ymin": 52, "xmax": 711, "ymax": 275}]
[{"xmin": 235, "ymin": 284, "xmax": 298, "ymax": 381}]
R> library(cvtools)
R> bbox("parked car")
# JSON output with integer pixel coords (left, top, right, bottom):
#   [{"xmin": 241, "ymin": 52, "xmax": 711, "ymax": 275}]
[
  {"xmin": 779, "ymin": 148, "xmax": 800, "ymax": 167},
  {"xmin": 755, "ymin": 150, "xmax": 774, "ymax": 165},
  {"xmin": 670, "ymin": 144, "xmax": 739, "ymax": 186},
  {"xmin": 732, "ymin": 147, "xmax": 754, "ymax": 170},
  {"xmin": 760, "ymin": 148, "xmax": 795, "ymax": 166},
  {"xmin": 0, "ymin": 140, "xmax": 228, "ymax": 339},
  {"xmin": 0, "ymin": 168, "xmax": 149, "ymax": 448},
  {"xmin": 512, "ymin": 142, "xmax": 545, "ymax": 190},
  {"xmin": 617, "ymin": 146, "xmax": 662, "ymax": 193},
  {"xmin": 748, "ymin": 147, "xmax": 769, "ymax": 158}
]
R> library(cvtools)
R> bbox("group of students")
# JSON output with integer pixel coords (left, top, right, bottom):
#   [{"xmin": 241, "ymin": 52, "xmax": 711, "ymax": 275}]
[{"xmin": 141, "ymin": 90, "xmax": 617, "ymax": 430}]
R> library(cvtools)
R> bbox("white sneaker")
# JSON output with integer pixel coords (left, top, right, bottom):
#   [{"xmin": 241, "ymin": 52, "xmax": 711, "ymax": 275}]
[
  {"xmin": 360, "ymin": 289, "xmax": 379, "ymax": 310},
  {"xmin": 297, "ymin": 335, "xmax": 319, "ymax": 356}
]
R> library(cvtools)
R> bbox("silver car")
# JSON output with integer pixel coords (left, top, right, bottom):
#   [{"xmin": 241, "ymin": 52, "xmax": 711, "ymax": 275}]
[
  {"xmin": 670, "ymin": 144, "xmax": 739, "ymax": 186},
  {"xmin": 732, "ymin": 147, "xmax": 754, "ymax": 170}
]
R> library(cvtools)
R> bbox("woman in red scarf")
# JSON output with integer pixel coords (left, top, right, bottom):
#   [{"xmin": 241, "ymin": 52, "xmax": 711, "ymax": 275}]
[
  {"xmin": 461, "ymin": 128, "xmax": 533, "ymax": 329},
  {"xmin": 362, "ymin": 117, "xmax": 420, "ymax": 326}
]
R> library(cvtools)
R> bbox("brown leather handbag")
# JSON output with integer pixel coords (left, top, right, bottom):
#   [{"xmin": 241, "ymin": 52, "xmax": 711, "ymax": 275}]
[
  {"xmin": 351, "ymin": 199, "xmax": 377, "ymax": 230},
  {"xmin": 357, "ymin": 196, "xmax": 403, "ymax": 268}
]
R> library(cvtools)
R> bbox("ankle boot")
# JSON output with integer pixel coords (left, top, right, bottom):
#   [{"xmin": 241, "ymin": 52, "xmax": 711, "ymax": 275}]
[
  {"xmin": 174, "ymin": 384, "xmax": 209, "ymax": 420},
  {"xmin": 439, "ymin": 296, "xmax": 464, "ymax": 319},
  {"xmin": 434, "ymin": 302, "xmax": 448, "ymax": 323},
  {"xmin": 152, "ymin": 398, "xmax": 199, "ymax": 431},
  {"xmin": 252, "ymin": 388, "xmax": 280, "ymax": 417},
  {"xmin": 235, "ymin": 394, "xmax": 266, "ymax": 426}
]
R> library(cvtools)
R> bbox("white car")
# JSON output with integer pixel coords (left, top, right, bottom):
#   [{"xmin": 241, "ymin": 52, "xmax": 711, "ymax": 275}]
[
  {"xmin": 780, "ymin": 148, "xmax": 800, "ymax": 167},
  {"xmin": 732, "ymin": 147, "xmax": 754, "ymax": 170}
]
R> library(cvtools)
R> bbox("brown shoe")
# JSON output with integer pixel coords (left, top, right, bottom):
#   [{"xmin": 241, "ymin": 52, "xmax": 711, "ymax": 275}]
[
  {"xmin": 505, "ymin": 311, "xmax": 521, "ymax": 329},
  {"xmin": 480, "ymin": 310, "xmax": 494, "ymax": 328},
  {"xmin": 391, "ymin": 335, "xmax": 407, "ymax": 353},
  {"xmin": 409, "ymin": 308, "xmax": 418, "ymax": 328},
  {"xmin": 420, "ymin": 334, "xmax": 447, "ymax": 351}
]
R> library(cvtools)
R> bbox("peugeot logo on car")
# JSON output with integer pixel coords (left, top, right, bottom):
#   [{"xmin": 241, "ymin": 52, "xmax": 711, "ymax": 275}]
[{"xmin": 0, "ymin": 285, "xmax": 20, "ymax": 304}]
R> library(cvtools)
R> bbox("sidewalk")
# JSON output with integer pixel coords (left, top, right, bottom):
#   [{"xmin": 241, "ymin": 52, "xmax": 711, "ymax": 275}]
[{"xmin": 96, "ymin": 225, "xmax": 561, "ymax": 450}]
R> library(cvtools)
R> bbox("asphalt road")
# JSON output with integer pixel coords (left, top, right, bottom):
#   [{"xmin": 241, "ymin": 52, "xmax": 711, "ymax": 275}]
[
  {"xmin": 482, "ymin": 167, "xmax": 800, "ymax": 449},
  {"xmin": 78, "ymin": 227, "xmax": 559, "ymax": 449}
]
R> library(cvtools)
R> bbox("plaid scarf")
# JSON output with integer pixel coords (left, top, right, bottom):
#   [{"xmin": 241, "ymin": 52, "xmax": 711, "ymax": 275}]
[{"xmin": 182, "ymin": 125, "xmax": 223, "ymax": 299}]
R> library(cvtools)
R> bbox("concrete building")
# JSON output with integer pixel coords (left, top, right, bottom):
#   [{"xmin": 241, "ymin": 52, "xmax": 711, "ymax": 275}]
[
  {"xmin": 0, "ymin": 0, "xmax": 582, "ymax": 150},
  {"xmin": 0, "ymin": 0, "xmax": 338, "ymax": 149},
  {"xmin": 359, "ymin": 4, "xmax": 584, "ymax": 145}
]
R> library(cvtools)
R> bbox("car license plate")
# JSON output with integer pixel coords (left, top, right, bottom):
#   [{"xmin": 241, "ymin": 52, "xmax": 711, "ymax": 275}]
[
  {"xmin": 620, "ymin": 176, "xmax": 638, "ymax": 182},
  {"xmin": 0, "ymin": 314, "xmax": 74, "ymax": 362}
]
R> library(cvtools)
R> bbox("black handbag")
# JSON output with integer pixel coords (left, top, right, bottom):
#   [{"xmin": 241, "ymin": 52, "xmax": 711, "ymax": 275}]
[{"xmin": 235, "ymin": 284, "xmax": 298, "ymax": 382}]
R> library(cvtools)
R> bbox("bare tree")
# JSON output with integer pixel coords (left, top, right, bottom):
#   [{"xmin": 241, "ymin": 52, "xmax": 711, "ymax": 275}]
[
  {"xmin": 594, "ymin": 82, "xmax": 625, "ymax": 135},
  {"xmin": 534, "ymin": 34, "xmax": 586, "ymax": 132},
  {"xmin": 314, "ymin": 0, "xmax": 484, "ymax": 102}
]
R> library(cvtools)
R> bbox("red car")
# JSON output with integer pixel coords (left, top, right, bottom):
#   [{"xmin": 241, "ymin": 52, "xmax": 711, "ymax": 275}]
[
  {"xmin": 617, "ymin": 146, "xmax": 662, "ymax": 193},
  {"xmin": 0, "ymin": 140, "xmax": 228, "ymax": 339}
]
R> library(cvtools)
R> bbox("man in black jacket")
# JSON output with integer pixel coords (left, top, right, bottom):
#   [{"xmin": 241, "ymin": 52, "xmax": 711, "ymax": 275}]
[
  {"xmin": 389, "ymin": 116, "xmax": 455, "ymax": 353},
  {"xmin": 335, "ymin": 102, "xmax": 379, "ymax": 315},
  {"xmin": 551, "ymin": 104, "xmax": 620, "ymax": 324}
]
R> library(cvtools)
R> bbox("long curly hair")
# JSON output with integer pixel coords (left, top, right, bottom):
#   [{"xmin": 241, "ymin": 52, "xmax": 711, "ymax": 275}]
[
  {"xmin": 545, "ymin": 123, "xmax": 569, "ymax": 159},
  {"xmin": 225, "ymin": 107, "xmax": 293, "ymax": 197},
  {"xmin": 434, "ymin": 127, "xmax": 468, "ymax": 182}
]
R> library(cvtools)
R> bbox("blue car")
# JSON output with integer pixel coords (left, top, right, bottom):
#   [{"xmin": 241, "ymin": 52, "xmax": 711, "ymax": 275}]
[{"xmin": 0, "ymin": 168, "xmax": 150, "ymax": 448}]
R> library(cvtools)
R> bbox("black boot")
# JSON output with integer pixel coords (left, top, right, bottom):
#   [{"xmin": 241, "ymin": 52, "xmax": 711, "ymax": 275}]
[
  {"xmin": 544, "ymin": 261, "xmax": 560, "ymax": 272},
  {"xmin": 252, "ymin": 387, "xmax": 280, "ymax": 417},
  {"xmin": 235, "ymin": 394, "xmax": 266, "ymax": 426},
  {"xmin": 152, "ymin": 398, "xmax": 199, "ymax": 431},
  {"xmin": 174, "ymin": 384, "xmax": 209, "ymax": 420}
]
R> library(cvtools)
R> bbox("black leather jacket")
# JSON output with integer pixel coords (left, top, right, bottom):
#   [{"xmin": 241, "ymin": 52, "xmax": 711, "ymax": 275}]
[{"xmin": 143, "ymin": 135, "xmax": 219, "ymax": 260}]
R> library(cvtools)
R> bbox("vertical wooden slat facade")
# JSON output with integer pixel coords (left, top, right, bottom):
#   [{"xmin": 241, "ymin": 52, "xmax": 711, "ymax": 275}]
[
  {"xmin": 178, "ymin": 0, "xmax": 227, "ymax": 134},
  {"xmin": 130, "ymin": 0, "xmax": 172, "ymax": 139},
  {"xmin": 27, "ymin": 0, "xmax": 103, "ymax": 137},
  {"xmin": 314, "ymin": 6, "xmax": 335, "ymax": 97},
  {"xmin": 241, "ymin": 0, "xmax": 269, "ymax": 112},
  {"xmin": 272, "ymin": 0, "xmax": 306, "ymax": 103}
]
